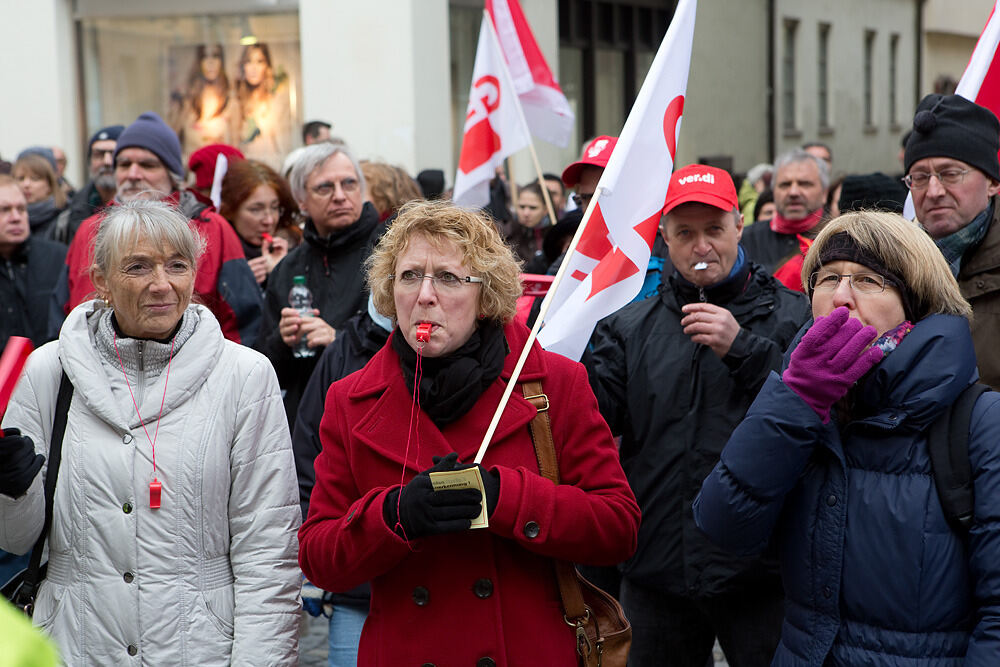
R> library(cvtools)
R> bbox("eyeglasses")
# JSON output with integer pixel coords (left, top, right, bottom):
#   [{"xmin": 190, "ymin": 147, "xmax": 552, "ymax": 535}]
[
  {"xmin": 573, "ymin": 192, "xmax": 595, "ymax": 208},
  {"xmin": 309, "ymin": 178, "xmax": 360, "ymax": 197},
  {"xmin": 244, "ymin": 203, "xmax": 284, "ymax": 219},
  {"xmin": 902, "ymin": 168, "xmax": 970, "ymax": 191},
  {"xmin": 391, "ymin": 270, "xmax": 483, "ymax": 291},
  {"xmin": 808, "ymin": 271, "xmax": 887, "ymax": 294}
]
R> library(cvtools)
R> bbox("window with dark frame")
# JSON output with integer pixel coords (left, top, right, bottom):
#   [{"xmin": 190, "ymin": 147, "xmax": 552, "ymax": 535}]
[
  {"xmin": 783, "ymin": 19, "xmax": 799, "ymax": 132},
  {"xmin": 889, "ymin": 33, "xmax": 899, "ymax": 127},
  {"xmin": 557, "ymin": 0, "xmax": 673, "ymax": 141},
  {"xmin": 864, "ymin": 29, "xmax": 876, "ymax": 128},
  {"xmin": 818, "ymin": 23, "xmax": 831, "ymax": 130}
]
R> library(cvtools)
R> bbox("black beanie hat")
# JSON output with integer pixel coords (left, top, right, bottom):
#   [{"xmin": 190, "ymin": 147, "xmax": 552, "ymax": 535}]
[
  {"xmin": 837, "ymin": 172, "xmax": 908, "ymax": 214},
  {"xmin": 904, "ymin": 94, "xmax": 1000, "ymax": 180}
]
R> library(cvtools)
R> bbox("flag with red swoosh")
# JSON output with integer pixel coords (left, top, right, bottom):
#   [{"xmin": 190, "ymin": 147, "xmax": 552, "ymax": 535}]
[
  {"xmin": 453, "ymin": 13, "xmax": 531, "ymax": 207},
  {"xmin": 486, "ymin": 0, "xmax": 575, "ymax": 148},
  {"xmin": 538, "ymin": 0, "xmax": 697, "ymax": 360}
]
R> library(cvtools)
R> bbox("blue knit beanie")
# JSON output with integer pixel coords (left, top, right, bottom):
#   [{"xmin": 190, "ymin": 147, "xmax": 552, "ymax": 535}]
[{"xmin": 114, "ymin": 112, "xmax": 183, "ymax": 177}]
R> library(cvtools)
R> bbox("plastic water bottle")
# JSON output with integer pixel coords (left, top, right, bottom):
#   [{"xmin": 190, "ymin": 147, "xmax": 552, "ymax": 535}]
[{"xmin": 288, "ymin": 275, "xmax": 316, "ymax": 358}]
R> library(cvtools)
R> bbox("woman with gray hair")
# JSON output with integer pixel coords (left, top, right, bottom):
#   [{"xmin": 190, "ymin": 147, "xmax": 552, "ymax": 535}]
[{"xmin": 0, "ymin": 199, "xmax": 301, "ymax": 665}]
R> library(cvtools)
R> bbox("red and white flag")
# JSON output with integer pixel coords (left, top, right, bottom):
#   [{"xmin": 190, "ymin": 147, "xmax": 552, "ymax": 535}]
[
  {"xmin": 453, "ymin": 14, "xmax": 531, "ymax": 208},
  {"xmin": 956, "ymin": 0, "xmax": 1000, "ymax": 116},
  {"xmin": 486, "ymin": 0, "xmax": 575, "ymax": 148},
  {"xmin": 906, "ymin": 0, "xmax": 1000, "ymax": 219},
  {"xmin": 538, "ymin": 0, "xmax": 697, "ymax": 360}
]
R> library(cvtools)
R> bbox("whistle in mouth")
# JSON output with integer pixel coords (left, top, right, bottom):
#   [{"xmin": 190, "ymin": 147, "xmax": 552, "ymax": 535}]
[
  {"xmin": 694, "ymin": 262, "xmax": 709, "ymax": 270},
  {"xmin": 416, "ymin": 323, "xmax": 432, "ymax": 343},
  {"xmin": 261, "ymin": 232, "xmax": 273, "ymax": 249}
]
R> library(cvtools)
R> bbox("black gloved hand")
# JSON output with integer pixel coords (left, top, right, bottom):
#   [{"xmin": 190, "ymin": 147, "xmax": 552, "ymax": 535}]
[
  {"xmin": 383, "ymin": 452, "xmax": 483, "ymax": 539},
  {"xmin": 0, "ymin": 428, "xmax": 45, "ymax": 498},
  {"xmin": 454, "ymin": 462, "xmax": 500, "ymax": 517}
]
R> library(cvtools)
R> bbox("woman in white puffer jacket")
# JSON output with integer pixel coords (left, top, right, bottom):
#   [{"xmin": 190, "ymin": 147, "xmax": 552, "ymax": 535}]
[{"xmin": 0, "ymin": 199, "xmax": 301, "ymax": 665}]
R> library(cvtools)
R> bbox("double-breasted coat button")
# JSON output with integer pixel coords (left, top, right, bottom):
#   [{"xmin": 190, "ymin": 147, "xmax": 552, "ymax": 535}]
[
  {"xmin": 826, "ymin": 494, "xmax": 837, "ymax": 506},
  {"xmin": 523, "ymin": 521, "xmax": 540, "ymax": 539},
  {"xmin": 123, "ymin": 572, "xmax": 134, "ymax": 583},
  {"xmin": 477, "ymin": 657, "xmax": 497, "ymax": 667},
  {"xmin": 122, "ymin": 502, "xmax": 133, "ymax": 514},
  {"xmin": 127, "ymin": 644, "xmax": 138, "ymax": 656},
  {"xmin": 473, "ymin": 578, "xmax": 494, "ymax": 599},
  {"xmin": 412, "ymin": 586, "xmax": 430, "ymax": 606},
  {"xmin": 421, "ymin": 663, "xmax": 436, "ymax": 667}
]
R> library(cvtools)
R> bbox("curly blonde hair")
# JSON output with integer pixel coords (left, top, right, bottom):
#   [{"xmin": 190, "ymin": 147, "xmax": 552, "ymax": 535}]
[
  {"xmin": 802, "ymin": 210, "xmax": 972, "ymax": 320},
  {"xmin": 367, "ymin": 200, "xmax": 523, "ymax": 323}
]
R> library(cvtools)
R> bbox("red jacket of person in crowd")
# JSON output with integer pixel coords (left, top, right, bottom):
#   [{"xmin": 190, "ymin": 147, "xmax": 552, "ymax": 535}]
[
  {"xmin": 60, "ymin": 191, "xmax": 262, "ymax": 345},
  {"xmin": 298, "ymin": 321, "xmax": 640, "ymax": 667}
]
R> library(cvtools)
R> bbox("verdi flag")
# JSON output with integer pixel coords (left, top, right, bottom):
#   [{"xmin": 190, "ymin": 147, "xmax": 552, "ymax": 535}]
[
  {"xmin": 453, "ymin": 13, "xmax": 531, "ymax": 208},
  {"xmin": 538, "ymin": 0, "xmax": 697, "ymax": 360},
  {"xmin": 486, "ymin": 0, "xmax": 575, "ymax": 147}
]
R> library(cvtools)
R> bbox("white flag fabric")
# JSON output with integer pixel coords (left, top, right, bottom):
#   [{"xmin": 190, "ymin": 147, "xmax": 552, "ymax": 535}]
[
  {"xmin": 453, "ymin": 15, "xmax": 532, "ymax": 208},
  {"xmin": 487, "ymin": 0, "xmax": 575, "ymax": 147},
  {"xmin": 538, "ymin": 0, "xmax": 697, "ymax": 360},
  {"xmin": 905, "ymin": 0, "xmax": 1000, "ymax": 220}
]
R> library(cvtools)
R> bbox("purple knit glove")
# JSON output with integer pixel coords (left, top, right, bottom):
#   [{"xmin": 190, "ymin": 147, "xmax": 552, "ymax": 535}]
[{"xmin": 782, "ymin": 307, "xmax": 884, "ymax": 423}]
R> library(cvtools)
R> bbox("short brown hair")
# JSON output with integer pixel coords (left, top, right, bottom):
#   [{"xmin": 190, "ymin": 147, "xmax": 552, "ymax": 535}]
[
  {"xmin": 366, "ymin": 200, "xmax": 523, "ymax": 323},
  {"xmin": 360, "ymin": 161, "xmax": 423, "ymax": 219}
]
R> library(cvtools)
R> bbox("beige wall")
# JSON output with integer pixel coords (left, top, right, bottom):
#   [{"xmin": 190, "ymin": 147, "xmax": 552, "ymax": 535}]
[
  {"xmin": 300, "ymin": 0, "xmax": 453, "ymax": 178},
  {"xmin": 770, "ymin": 0, "xmax": 919, "ymax": 175},
  {"xmin": 921, "ymin": 0, "xmax": 995, "ymax": 95},
  {"xmin": 674, "ymin": 0, "xmax": 770, "ymax": 173},
  {"xmin": 0, "ymin": 0, "xmax": 82, "ymax": 183}
]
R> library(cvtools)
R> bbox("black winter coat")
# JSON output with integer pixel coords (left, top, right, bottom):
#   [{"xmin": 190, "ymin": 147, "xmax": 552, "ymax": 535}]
[
  {"xmin": 256, "ymin": 202, "xmax": 385, "ymax": 426},
  {"xmin": 740, "ymin": 221, "xmax": 799, "ymax": 274},
  {"xmin": 0, "ymin": 236, "xmax": 67, "ymax": 349},
  {"xmin": 291, "ymin": 310, "xmax": 390, "ymax": 608},
  {"xmin": 585, "ymin": 263, "xmax": 810, "ymax": 598}
]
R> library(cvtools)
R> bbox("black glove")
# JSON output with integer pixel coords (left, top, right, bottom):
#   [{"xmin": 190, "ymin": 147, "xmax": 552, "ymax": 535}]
[
  {"xmin": 454, "ymin": 462, "xmax": 500, "ymax": 517},
  {"xmin": 0, "ymin": 428, "xmax": 45, "ymax": 498},
  {"xmin": 383, "ymin": 452, "xmax": 483, "ymax": 539}
]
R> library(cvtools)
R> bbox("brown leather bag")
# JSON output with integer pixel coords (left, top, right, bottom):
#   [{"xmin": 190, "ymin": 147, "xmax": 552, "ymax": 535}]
[{"xmin": 522, "ymin": 380, "xmax": 631, "ymax": 667}]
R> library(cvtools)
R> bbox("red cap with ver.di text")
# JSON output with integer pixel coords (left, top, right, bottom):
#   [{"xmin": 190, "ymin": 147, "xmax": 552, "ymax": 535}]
[
  {"xmin": 662, "ymin": 164, "xmax": 738, "ymax": 216},
  {"xmin": 561, "ymin": 136, "xmax": 618, "ymax": 187}
]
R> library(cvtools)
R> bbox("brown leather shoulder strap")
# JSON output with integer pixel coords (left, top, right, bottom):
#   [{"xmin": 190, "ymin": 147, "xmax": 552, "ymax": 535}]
[{"xmin": 522, "ymin": 379, "xmax": 588, "ymax": 621}]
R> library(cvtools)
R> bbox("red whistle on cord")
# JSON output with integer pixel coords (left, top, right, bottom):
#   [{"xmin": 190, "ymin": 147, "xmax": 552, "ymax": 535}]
[
  {"xmin": 150, "ymin": 479, "xmax": 162, "ymax": 509},
  {"xmin": 261, "ymin": 232, "xmax": 273, "ymax": 252},
  {"xmin": 416, "ymin": 323, "xmax": 432, "ymax": 344},
  {"xmin": 0, "ymin": 336, "xmax": 34, "ymax": 437}
]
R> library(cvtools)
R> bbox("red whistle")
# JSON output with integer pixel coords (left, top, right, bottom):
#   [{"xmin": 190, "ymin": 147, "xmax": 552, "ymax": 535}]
[
  {"xmin": 416, "ymin": 323, "xmax": 432, "ymax": 344},
  {"xmin": 261, "ymin": 232, "xmax": 273, "ymax": 251},
  {"xmin": 149, "ymin": 479, "xmax": 162, "ymax": 509}
]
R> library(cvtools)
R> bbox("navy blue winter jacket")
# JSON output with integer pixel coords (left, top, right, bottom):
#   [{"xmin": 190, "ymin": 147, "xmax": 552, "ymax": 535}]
[{"xmin": 693, "ymin": 314, "xmax": 1000, "ymax": 666}]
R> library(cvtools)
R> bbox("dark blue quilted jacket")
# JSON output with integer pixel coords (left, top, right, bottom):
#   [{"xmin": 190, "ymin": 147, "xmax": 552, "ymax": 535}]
[{"xmin": 694, "ymin": 314, "xmax": 1000, "ymax": 666}]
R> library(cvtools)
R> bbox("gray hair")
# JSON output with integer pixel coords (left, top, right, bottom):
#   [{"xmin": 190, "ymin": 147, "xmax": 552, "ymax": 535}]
[
  {"xmin": 92, "ymin": 199, "xmax": 205, "ymax": 279},
  {"xmin": 774, "ymin": 148, "xmax": 830, "ymax": 190},
  {"xmin": 288, "ymin": 142, "xmax": 366, "ymax": 203}
]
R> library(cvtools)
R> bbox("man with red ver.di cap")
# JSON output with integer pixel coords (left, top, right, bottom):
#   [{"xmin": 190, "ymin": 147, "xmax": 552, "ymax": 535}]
[{"xmin": 584, "ymin": 164, "xmax": 810, "ymax": 667}]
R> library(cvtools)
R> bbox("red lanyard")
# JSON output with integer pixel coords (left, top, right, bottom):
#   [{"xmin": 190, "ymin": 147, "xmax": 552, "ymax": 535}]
[
  {"xmin": 395, "ymin": 324, "xmax": 431, "ymax": 543},
  {"xmin": 113, "ymin": 332, "xmax": 175, "ymax": 509}
]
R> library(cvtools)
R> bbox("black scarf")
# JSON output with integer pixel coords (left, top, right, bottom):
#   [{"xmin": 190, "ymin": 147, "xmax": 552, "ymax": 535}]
[{"xmin": 392, "ymin": 319, "xmax": 507, "ymax": 427}]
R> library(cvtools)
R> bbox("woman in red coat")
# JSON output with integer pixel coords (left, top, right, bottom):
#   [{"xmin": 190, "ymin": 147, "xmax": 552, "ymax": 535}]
[{"xmin": 298, "ymin": 200, "xmax": 640, "ymax": 666}]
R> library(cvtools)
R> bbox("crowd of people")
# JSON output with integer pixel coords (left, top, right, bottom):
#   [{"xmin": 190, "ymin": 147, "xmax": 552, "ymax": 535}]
[{"xmin": 2, "ymin": 90, "xmax": 1000, "ymax": 666}]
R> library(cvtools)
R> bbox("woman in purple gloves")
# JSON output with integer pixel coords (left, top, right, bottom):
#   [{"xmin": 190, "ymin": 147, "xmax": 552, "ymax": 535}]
[{"xmin": 693, "ymin": 210, "xmax": 1000, "ymax": 666}]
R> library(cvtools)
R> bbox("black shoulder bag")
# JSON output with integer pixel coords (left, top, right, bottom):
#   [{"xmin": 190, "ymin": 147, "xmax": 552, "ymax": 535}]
[{"xmin": 1, "ymin": 371, "xmax": 73, "ymax": 616}]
